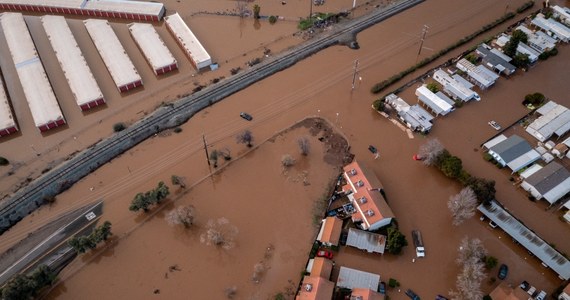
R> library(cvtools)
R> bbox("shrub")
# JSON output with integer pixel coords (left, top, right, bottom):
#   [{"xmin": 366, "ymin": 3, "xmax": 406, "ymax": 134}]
[
  {"xmin": 484, "ymin": 256, "xmax": 498, "ymax": 269},
  {"xmin": 0, "ymin": 156, "xmax": 8, "ymax": 166},
  {"xmin": 113, "ymin": 122, "xmax": 126, "ymax": 132},
  {"xmin": 173, "ymin": 127, "xmax": 182, "ymax": 133},
  {"xmin": 483, "ymin": 153, "xmax": 493, "ymax": 161},
  {"xmin": 269, "ymin": 15, "xmax": 277, "ymax": 24},
  {"xmin": 281, "ymin": 154, "xmax": 296, "ymax": 167},
  {"xmin": 388, "ymin": 278, "xmax": 400, "ymax": 288},
  {"xmin": 426, "ymin": 82, "xmax": 439, "ymax": 93}
]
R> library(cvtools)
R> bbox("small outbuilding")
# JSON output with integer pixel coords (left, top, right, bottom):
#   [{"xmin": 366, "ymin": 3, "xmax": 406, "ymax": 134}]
[
  {"xmin": 487, "ymin": 135, "xmax": 541, "ymax": 172},
  {"xmin": 346, "ymin": 228, "xmax": 386, "ymax": 254},
  {"xmin": 521, "ymin": 162, "xmax": 570, "ymax": 204}
]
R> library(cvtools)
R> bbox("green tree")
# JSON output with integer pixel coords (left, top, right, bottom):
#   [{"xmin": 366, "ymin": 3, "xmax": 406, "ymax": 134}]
[
  {"xmin": 0, "ymin": 156, "xmax": 9, "ymax": 166},
  {"xmin": 503, "ymin": 30, "xmax": 528, "ymax": 57},
  {"xmin": 512, "ymin": 53, "xmax": 530, "ymax": 68},
  {"xmin": 484, "ymin": 256, "xmax": 498, "ymax": 269},
  {"xmin": 524, "ymin": 92, "xmax": 545, "ymax": 106},
  {"xmin": 467, "ymin": 177, "xmax": 496, "ymax": 203},
  {"xmin": 269, "ymin": 15, "xmax": 277, "ymax": 24},
  {"xmin": 253, "ymin": 4, "xmax": 261, "ymax": 19},
  {"xmin": 386, "ymin": 227, "xmax": 408, "ymax": 254},
  {"xmin": 92, "ymin": 221, "xmax": 112, "ymax": 242},
  {"xmin": 426, "ymin": 82, "xmax": 439, "ymax": 93},
  {"xmin": 1, "ymin": 265, "xmax": 56, "ymax": 299},
  {"xmin": 440, "ymin": 155, "xmax": 463, "ymax": 179},
  {"xmin": 113, "ymin": 122, "xmax": 126, "ymax": 132},
  {"xmin": 155, "ymin": 181, "xmax": 170, "ymax": 202},
  {"xmin": 171, "ymin": 175, "xmax": 186, "ymax": 188},
  {"xmin": 130, "ymin": 192, "xmax": 152, "ymax": 212}
]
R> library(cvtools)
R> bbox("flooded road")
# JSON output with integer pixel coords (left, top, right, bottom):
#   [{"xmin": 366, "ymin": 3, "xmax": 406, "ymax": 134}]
[{"xmin": 0, "ymin": 0, "xmax": 569, "ymax": 298}]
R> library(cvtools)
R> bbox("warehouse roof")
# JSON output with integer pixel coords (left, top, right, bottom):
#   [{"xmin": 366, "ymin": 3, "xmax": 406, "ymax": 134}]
[
  {"xmin": 128, "ymin": 23, "xmax": 177, "ymax": 73},
  {"xmin": 165, "ymin": 13, "xmax": 211, "ymax": 68},
  {"xmin": 42, "ymin": 15, "xmax": 103, "ymax": 108}
]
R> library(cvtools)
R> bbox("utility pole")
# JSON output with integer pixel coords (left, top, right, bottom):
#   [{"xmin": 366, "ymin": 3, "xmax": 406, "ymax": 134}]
[
  {"xmin": 309, "ymin": 0, "xmax": 313, "ymax": 20},
  {"xmin": 351, "ymin": 59, "xmax": 359, "ymax": 90},
  {"xmin": 202, "ymin": 134, "xmax": 210, "ymax": 166},
  {"xmin": 416, "ymin": 25, "xmax": 429, "ymax": 62}
]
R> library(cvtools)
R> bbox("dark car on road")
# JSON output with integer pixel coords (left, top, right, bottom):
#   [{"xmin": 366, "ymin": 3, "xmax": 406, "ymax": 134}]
[
  {"xmin": 240, "ymin": 112, "xmax": 253, "ymax": 121},
  {"xmin": 379, "ymin": 282, "xmax": 386, "ymax": 294},
  {"xmin": 498, "ymin": 264, "xmax": 508, "ymax": 280},
  {"xmin": 405, "ymin": 289, "xmax": 420, "ymax": 300}
]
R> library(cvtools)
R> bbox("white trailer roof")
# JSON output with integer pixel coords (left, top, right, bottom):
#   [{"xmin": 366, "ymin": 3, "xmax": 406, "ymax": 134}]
[
  {"xmin": 42, "ymin": 15, "xmax": 103, "ymax": 108},
  {"xmin": 433, "ymin": 69, "xmax": 477, "ymax": 101},
  {"xmin": 0, "ymin": 13, "xmax": 63, "ymax": 128},
  {"xmin": 416, "ymin": 85, "xmax": 454, "ymax": 115},
  {"xmin": 0, "ymin": 76, "xmax": 16, "ymax": 133},
  {"xmin": 128, "ymin": 23, "xmax": 176, "ymax": 73},
  {"xmin": 337, "ymin": 267, "xmax": 380, "ymax": 290},
  {"xmin": 84, "ymin": 19, "xmax": 141, "ymax": 90},
  {"xmin": 0, "ymin": 0, "xmax": 164, "ymax": 17},
  {"xmin": 85, "ymin": 0, "xmax": 164, "ymax": 16},
  {"xmin": 165, "ymin": 13, "xmax": 211, "ymax": 68}
]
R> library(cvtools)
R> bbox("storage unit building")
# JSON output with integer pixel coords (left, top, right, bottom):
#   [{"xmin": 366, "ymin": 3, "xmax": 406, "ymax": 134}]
[
  {"xmin": 0, "ymin": 13, "xmax": 65, "ymax": 132},
  {"xmin": 0, "ymin": 0, "xmax": 165, "ymax": 21},
  {"xmin": 84, "ymin": 19, "xmax": 142, "ymax": 92},
  {"xmin": 165, "ymin": 13, "xmax": 212, "ymax": 70},
  {"xmin": 128, "ymin": 23, "xmax": 177, "ymax": 75},
  {"xmin": 0, "ymin": 75, "xmax": 17, "ymax": 137},
  {"xmin": 42, "ymin": 15, "xmax": 104, "ymax": 111}
]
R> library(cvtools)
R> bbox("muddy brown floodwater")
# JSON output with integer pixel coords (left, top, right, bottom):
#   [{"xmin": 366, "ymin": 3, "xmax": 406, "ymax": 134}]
[{"xmin": 1, "ymin": 0, "xmax": 569, "ymax": 298}]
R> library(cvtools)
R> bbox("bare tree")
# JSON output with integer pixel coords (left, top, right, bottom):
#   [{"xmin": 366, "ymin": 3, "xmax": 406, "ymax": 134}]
[
  {"xmin": 224, "ymin": 286, "xmax": 237, "ymax": 299},
  {"xmin": 236, "ymin": 130, "xmax": 254, "ymax": 147},
  {"xmin": 166, "ymin": 205, "xmax": 195, "ymax": 228},
  {"xmin": 447, "ymin": 187, "xmax": 478, "ymax": 226},
  {"xmin": 418, "ymin": 138, "xmax": 445, "ymax": 166},
  {"xmin": 200, "ymin": 217, "xmax": 239, "ymax": 250},
  {"xmin": 456, "ymin": 237, "xmax": 487, "ymax": 265},
  {"xmin": 281, "ymin": 154, "xmax": 296, "ymax": 168},
  {"xmin": 297, "ymin": 136, "xmax": 310, "ymax": 156},
  {"xmin": 252, "ymin": 262, "xmax": 266, "ymax": 283},
  {"xmin": 219, "ymin": 147, "xmax": 232, "ymax": 161}
]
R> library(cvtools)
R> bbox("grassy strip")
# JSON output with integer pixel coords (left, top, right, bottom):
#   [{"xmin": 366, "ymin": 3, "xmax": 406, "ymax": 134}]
[{"xmin": 370, "ymin": 0, "xmax": 534, "ymax": 95}]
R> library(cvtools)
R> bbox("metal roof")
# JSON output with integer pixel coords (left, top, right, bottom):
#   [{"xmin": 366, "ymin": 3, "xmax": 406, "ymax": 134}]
[
  {"xmin": 537, "ymin": 101, "xmax": 558, "ymax": 115},
  {"xmin": 0, "ymin": 0, "xmax": 165, "ymax": 17},
  {"xmin": 433, "ymin": 69, "xmax": 477, "ymax": 102},
  {"xmin": 476, "ymin": 44, "xmax": 516, "ymax": 73},
  {"xmin": 385, "ymin": 93, "xmax": 410, "ymax": 112},
  {"xmin": 452, "ymin": 74, "xmax": 474, "ymax": 89},
  {"xmin": 527, "ymin": 104, "xmax": 570, "ymax": 142},
  {"xmin": 416, "ymin": 85, "xmax": 453, "ymax": 115},
  {"xmin": 456, "ymin": 59, "xmax": 497, "ymax": 88},
  {"xmin": 0, "ymin": 13, "xmax": 64, "ymax": 128},
  {"xmin": 478, "ymin": 201, "xmax": 570, "ymax": 280},
  {"xmin": 399, "ymin": 104, "xmax": 433, "ymax": 131},
  {"xmin": 0, "ymin": 76, "xmax": 16, "ymax": 133},
  {"xmin": 128, "ymin": 23, "xmax": 177, "ymax": 74},
  {"xmin": 532, "ymin": 14, "xmax": 570, "ymax": 41},
  {"xmin": 483, "ymin": 134, "xmax": 507, "ymax": 150},
  {"xmin": 524, "ymin": 162, "xmax": 570, "ymax": 203},
  {"xmin": 84, "ymin": 19, "xmax": 141, "ymax": 90},
  {"xmin": 165, "ymin": 13, "xmax": 211, "ymax": 69},
  {"xmin": 517, "ymin": 43, "xmax": 540, "ymax": 62},
  {"xmin": 489, "ymin": 135, "xmax": 533, "ymax": 163},
  {"xmin": 42, "ymin": 15, "xmax": 103, "ymax": 108},
  {"xmin": 346, "ymin": 228, "xmax": 386, "ymax": 254},
  {"xmin": 337, "ymin": 266, "xmax": 380, "ymax": 290},
  {"xmin": 506, "ymin": 149, "xmax": 541, "ymax": 173}
]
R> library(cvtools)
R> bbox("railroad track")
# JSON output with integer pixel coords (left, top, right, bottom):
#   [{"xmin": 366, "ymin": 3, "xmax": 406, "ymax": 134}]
[{"xmin": 0, "ymin": 0, "xmax": 424, "ymax": 233}]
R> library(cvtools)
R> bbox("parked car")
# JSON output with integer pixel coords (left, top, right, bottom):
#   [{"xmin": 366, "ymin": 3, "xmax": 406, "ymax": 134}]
[
  {"xmin": 379, "ymin": 282, "xmax": 386, "ymax": 294},
  {"xmin": 535, "ymin": 291, "xmax": 547, "ymax": 300},
  {"xmin": 488, "ymin": 120, "xmax": 501, "ymax": 130},
  {"xmin": 368, "ymin": 145, "xmax": 378, "ymax": 154},
  {"xmin": 405, "ymin": 289, "xmax": 420, "ymax": 300},
  {"xmin": 413, "ymin": 154, "xmax": 423, "ymax": 161},
  {"xmin": 316, "ymin": 249, "xmax": 333, "ymax": 259},
  {"xmin": 520, "ymin": 281, "xmax": 530, "ymax": 291},
  {"xmin": 498, "ymin": 264, "xmax": 508, "ymax": 280},
  {"xmin": 240, "ymin": 112, "xmax": 253, "ymax": 121}
]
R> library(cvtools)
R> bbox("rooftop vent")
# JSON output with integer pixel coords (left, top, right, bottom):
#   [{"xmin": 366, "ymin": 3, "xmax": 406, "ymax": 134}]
[
  {"xmin": 356, "ymin": 180, "xmax": 364, "ymax": 187},
  {"xmin": 366, "ymin": 209, "xmax": 375, "ymax": 217},
  {"xmin": 304, "ymin": 284, "xmax": 313, "ymax": 292},
  {"xmin": 349, "ymin": 169, "xmax": 357, "ymax": 176},
  {"xmin": 359, "ymin": 197, "xmax": 367, "ymax": 204}
]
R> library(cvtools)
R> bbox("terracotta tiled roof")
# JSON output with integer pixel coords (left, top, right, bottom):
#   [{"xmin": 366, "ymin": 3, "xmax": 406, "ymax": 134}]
[
  {"xmin": 311, "ymin": 257, "xmax": 333, "ymax": 279},
  {"xmin": 489, "ymin": 282, "xmax": 529, "ymax": 300},
  {"xmin": 318, "ymin": 216, "xmax": 343, "ymax": 246},
  {"xmin": 296, "ymin": 275, "xmax": 335, "ymax": 300},
  {"xmin": 350, "ymin": 288, "xmax": 385, "ymax": 300},
  {"xmin": 342, "ymin": 161, "xmax": 395, "ymax": 229}
]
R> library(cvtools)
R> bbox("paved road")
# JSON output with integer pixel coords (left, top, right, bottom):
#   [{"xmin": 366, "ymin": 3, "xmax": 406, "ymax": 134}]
[
  {"xmin": 0, "ymin": 200, "xmax": 102, "ymax": 286},
  {"xmin": 0, "ymin": 0, "xmax": 425, "ymax": 234}
]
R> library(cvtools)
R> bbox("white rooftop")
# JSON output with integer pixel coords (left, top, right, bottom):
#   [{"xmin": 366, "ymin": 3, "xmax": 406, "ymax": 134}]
[
  {"xmin": 0, "ymin": 77, "xmax": 16, "ymax": 133},
  {"xmin": 84, "ymin": 19, "xmax": 141, "ymax": 89},
  {"xmin": 165, "ymin": 13, "xmax": 211, "ymax": 69},
  {"xmin": 0, "ymin": 0, "xmax": 164, "ymax": 17},
  {"xmin": 416, "ymin": 85, "xmax": 454, "ymax": 115},
  {"xmin": 42, "ymin": 15, "xmax": 103, "ymax": 108},
  {"xmin": 1, "ymin": 13, "xmax": 64, "ymax": 128},
  {"xmin": 128, "ymin": 23, "xmax": 176, "ymax": 73},
  {"xmin": 337, "ymin": 266, "xmax": 380, "ymax": 290},
  {"xmin": 483, "ymin": 134, "xmax": 507, "ymax": 150}
]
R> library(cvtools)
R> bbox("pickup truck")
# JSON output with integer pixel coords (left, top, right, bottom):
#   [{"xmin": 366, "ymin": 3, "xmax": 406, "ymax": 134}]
[{"xmin": 412, "ymin": 230, "xmax": 425, "ymax": 258}]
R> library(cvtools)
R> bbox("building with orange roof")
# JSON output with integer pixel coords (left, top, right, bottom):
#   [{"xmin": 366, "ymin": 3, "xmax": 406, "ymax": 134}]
[
  {"xmin": 342, "ymin": 161, "xmax": 395, "ymax": 231},
  {"xmin": 296, "ymin": 275, "xmax": 335, "ymax": 300},
  {"xmin": 559, "ymin": 282, "xmax": 570, "ymax": 300},
  {"xmin": 317, "ymin": 216, "xmax": 344, "ymax": 246},
  {"xmin": 350, "ymin": 288, "xmax": 385, "ymax": 300},
  {"xmin": 310, "ymin": 257, "xmax": 333, "ymax": 279},
  {"xmin": 489, "ymin": 282, "xmax": 531, "ymax": 300}
]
